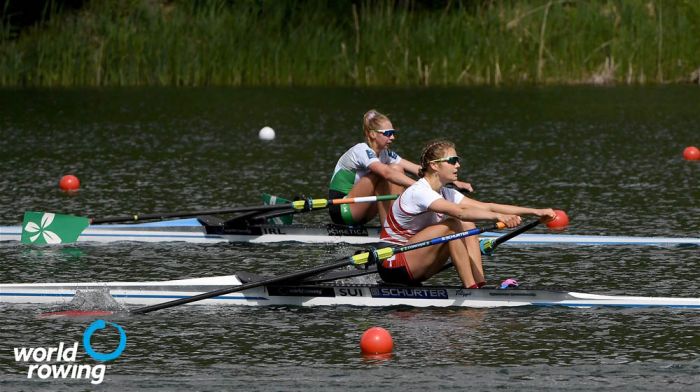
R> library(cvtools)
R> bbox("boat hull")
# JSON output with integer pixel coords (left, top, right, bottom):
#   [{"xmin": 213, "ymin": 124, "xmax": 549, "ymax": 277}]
[
  {"xmin": 2, "ymin": 275, "xmax": 699, "ymax": 309},
  {"xmin": 2, "ymin": 218, "xmax": 699, "ymax": 246}
]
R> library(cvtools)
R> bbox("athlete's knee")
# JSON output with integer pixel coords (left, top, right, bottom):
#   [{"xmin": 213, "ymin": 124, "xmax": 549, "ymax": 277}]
[
  {"xmin": 387, "ymin": 163, "xmax": 403, "ymax": 172},
  {"xmin": 361, "ymin": 172, "xmax": 382, "ymax": 186},
  {"xmin": 461, "ymin": 220, "xmax": 476, "ymax": 229},
  {"xmin": 444, "ymin": 218, "xmax": 464, "ymax": 233}
]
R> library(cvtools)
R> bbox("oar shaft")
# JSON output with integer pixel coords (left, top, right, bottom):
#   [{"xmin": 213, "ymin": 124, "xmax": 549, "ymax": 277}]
[
  {"xmin": 91, "ymin": 195, "xmax": 399, "ymax": 224},
  {"xmin": 91, "ymin": 205, "xmax": 289, "ymax": 224},
  {"xmin": 131, "ymin": 258, "xmax": 353, "ymax": 314},
  {"xmin": 480, "ymin": 219, "xmax": 541, "ymax": 256},
  {"xmin": 350, "ymin": 222, "xmax": 505, "ymax": 264},
  {"xmin": 329, "ymin": 195, "xmax": 398, "ymax": 205},
  {"xmin": 396, "ymin": 223, "xmax": 502, "ymax": 254},
  {"xmin": 492, "ymin": 220, "xmax": 541, "ymax": 247}
]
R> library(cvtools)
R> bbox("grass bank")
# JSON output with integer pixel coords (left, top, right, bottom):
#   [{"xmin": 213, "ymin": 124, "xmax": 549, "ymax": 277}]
[{"xmin": 1, "ymin": 0, "xmax": 699, "ymax": 87}]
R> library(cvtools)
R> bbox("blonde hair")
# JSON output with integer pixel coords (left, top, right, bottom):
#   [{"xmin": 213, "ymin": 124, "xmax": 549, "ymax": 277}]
[
  {"xmin": 362, "ymin": 109, "xmax": 390, "ymax": 137},
  {"xmin": 418, "ymin": 140, "xmax": 456, "ymax": 177}
]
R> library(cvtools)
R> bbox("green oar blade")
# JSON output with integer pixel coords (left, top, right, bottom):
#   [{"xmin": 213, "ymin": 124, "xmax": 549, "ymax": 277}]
[
  {"xmin": 261, "ymin": 193, "xmax": 293, "ymax": 225},
  {"xmin": 21, "ymin": 212, "xmax": 90, "ymax": 245}
]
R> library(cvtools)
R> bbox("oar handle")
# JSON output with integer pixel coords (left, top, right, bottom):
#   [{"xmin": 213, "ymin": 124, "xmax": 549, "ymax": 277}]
[{"xmin": 291, "ymin": 194, "xmax": 398, "ymax": 211}]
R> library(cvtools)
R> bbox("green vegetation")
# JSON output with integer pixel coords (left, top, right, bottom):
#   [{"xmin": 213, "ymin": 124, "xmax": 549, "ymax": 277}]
[{"xmin": 1, "ymin": 0, "xmax": 700, "ymax": 87}]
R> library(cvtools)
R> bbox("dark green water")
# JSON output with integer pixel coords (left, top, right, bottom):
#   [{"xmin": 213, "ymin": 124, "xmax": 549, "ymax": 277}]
[{"xmin": 0, "ymin": 87, "xmax": 698, "ymax": 391}]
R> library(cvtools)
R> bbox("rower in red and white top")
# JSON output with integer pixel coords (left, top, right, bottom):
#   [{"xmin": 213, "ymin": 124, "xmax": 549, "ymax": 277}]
[
  {"xmin": 380, "ymin": 177, "xmax": 464, "ymax": 245},
  {"xmin": 379, "ymin": 139, "xmax": 556, "ymax": 289}
]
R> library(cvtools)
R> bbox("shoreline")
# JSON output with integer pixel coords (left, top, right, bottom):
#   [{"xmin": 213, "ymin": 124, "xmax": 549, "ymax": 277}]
[{"xmin": 1, "ymin": 1, "xmax": 699, "ymax": 87}]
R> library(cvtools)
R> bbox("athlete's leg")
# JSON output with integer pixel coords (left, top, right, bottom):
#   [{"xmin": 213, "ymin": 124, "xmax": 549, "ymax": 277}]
[
  {"xmin": 460, "ymin": 221, "xmax": 485, "ymax": 285},
  {"xmin": 346, "ymin": 174, "xmax": 380, "ymax": 224},
  {"xmin": 346, "ymin": 165, "xmax": 410, "ymax": 225},
  {"xmin": 402, "ymin": 220, "xmax": 476, "ymax": 287},
  {"xmin": 400, "ymin": 225, "xmax": 451, "ymax": 282},
  {"xmin": 374, "ymin": 164, "xmax": 408, "ymax": 224}
]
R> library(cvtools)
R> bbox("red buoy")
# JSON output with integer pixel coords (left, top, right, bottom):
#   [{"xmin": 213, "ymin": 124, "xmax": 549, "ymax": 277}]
[
  {"xmin": 683, "ymin": 146, "xmax": 700, "ymax": 161},
  {"xmin": 360, "ymin": 327, "xmax": 393, "ymax": 355},
  {"xmin": 59, "ymin": 175, "xmax": 80, "ymax": 191},
  {"xmin": 546, "ymin": 209, "xmax": 570, "ymax": 229}
]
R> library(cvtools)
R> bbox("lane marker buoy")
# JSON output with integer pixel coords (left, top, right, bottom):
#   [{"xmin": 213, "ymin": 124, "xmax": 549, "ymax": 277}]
[
  {"xmin": 59, "ymin": 175, "xmax": 80, "ymax": 191},
  {"xmin": 360, "ymin": 326, "xmax": 393, "ymax": 355}
]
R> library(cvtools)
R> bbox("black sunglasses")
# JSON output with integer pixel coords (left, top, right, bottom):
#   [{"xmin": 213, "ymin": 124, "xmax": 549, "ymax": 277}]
[
  {"xmin": 429, "ymin": 156, "xmax": 461, "ymax": 165},
  {"xmin": 372, "ymin": 129, "xmax": 397, "ymax": 137}
]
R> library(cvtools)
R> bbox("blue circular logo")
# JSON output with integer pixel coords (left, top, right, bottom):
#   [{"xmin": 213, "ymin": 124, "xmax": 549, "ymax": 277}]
[{"xmin": 83, "ymin": 319, "xmax": 127, "ymax": 362}]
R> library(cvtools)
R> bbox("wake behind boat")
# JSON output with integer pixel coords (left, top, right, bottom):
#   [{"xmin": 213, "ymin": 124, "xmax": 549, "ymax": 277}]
[
  {"xmin": 2, "ymin": 273, "xmax": 699, "ymax": 309},
  {"xmin": 2, "ymin": 217, "xmax": 699, "ymax": 246}
]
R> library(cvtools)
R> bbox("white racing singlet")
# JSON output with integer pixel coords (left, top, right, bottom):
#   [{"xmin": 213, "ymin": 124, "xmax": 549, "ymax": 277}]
[
  {"xmin": 380, "ymin": 178, "xmax": 464, "ymax": 244},
  {"xmin": 329, "ymin": 143, "xmax": 402, "ymax": 194}
]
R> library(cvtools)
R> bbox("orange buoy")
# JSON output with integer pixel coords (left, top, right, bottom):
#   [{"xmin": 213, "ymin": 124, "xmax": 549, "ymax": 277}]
[
  {"xmin": 360, "ymin": 327, "xmax": 393, "ymax": 355},
  {"xmin": 546, "ymin": 209, "xmax": 569, "ymax": 229},
  {"xmin": 59, "ymin": 175, "xmax": 80, "ymax": 191},
  {"xmin": 683, "ymin": 146, "xmax": 700, "ymax": 161}
]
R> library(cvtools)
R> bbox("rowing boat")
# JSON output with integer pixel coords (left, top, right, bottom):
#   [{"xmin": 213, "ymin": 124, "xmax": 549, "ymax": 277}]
[
  {"xmin": 2, "ymin": 273, "xmax": 699, "ymax": 308},
  {"xmin": 0, "ymin": 218, "xmax": 379, "ymax": 244},
  {"xmin": 1, "ymin": 218, "xmax": 698, "ymax": 246}
]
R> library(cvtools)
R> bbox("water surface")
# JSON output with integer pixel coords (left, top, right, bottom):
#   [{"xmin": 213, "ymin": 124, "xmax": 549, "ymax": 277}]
[{"xmin": 0, "ymin": 86, "xmax": 698, "ymax": 391}]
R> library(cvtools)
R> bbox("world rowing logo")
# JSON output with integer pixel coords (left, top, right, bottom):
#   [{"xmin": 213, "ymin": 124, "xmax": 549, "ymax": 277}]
[
  {"xmin": 13, "ymin": 319, "xmax": 127, "ymax": 385},
  {"xmin": 83, "ymin": 320, "xmax": 127, "ymax": 362}
]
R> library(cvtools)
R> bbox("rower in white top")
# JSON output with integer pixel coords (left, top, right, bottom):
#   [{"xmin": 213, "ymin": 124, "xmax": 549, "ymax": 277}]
[
  {"xmin": 328, "ymin": 109, "xmax": 472, "ymax": 226},
  {"xmin": 380, "ymin": 139, "xmax": 557, "ymax": 289}
]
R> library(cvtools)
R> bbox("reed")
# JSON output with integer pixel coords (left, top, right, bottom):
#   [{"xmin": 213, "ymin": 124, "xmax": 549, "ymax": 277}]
[{"xmin": 0, "ymin": 0, "xmax": 699, "ymax": 86}]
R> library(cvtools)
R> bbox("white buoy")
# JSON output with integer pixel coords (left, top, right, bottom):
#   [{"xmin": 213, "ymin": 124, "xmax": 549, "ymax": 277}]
[{"xmin": 258, "ymin": 126, "xmax": 276, "ymax": 141}]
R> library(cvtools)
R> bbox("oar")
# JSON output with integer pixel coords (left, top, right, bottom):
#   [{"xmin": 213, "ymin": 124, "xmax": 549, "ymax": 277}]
[
  {"xmin": 20, "ymin": 194, "xmax": 398, "ymax": 245},
  {"xmin": 479, "ymin": 219, "xmax": 542, "ymax": 255},
  {"xmin": 129, "ymin": 222, "xmax": 506, "ymax": 314},
  {"xmin": 431, "ymin": 219, "xmax": 544, "ymax": 274},
  {"xmin": 90, "ymin": 195, "xmax": 399, "ymax": 224}
]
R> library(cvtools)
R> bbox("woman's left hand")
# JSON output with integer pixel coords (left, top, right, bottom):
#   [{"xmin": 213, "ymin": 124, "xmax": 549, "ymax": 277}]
[
  {"xmin": 536, "ymin": 209, "xmax": 558, "ymax": 222},
  {"xmin": 451, "ymin": 180, "xmax": 474, "ymax": 193}
]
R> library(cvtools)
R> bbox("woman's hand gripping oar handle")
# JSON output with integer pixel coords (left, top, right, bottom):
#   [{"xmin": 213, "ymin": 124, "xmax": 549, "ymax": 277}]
[{"xmin": 480, "ymin": 219, "xmax": 542, "ymax": 255}]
